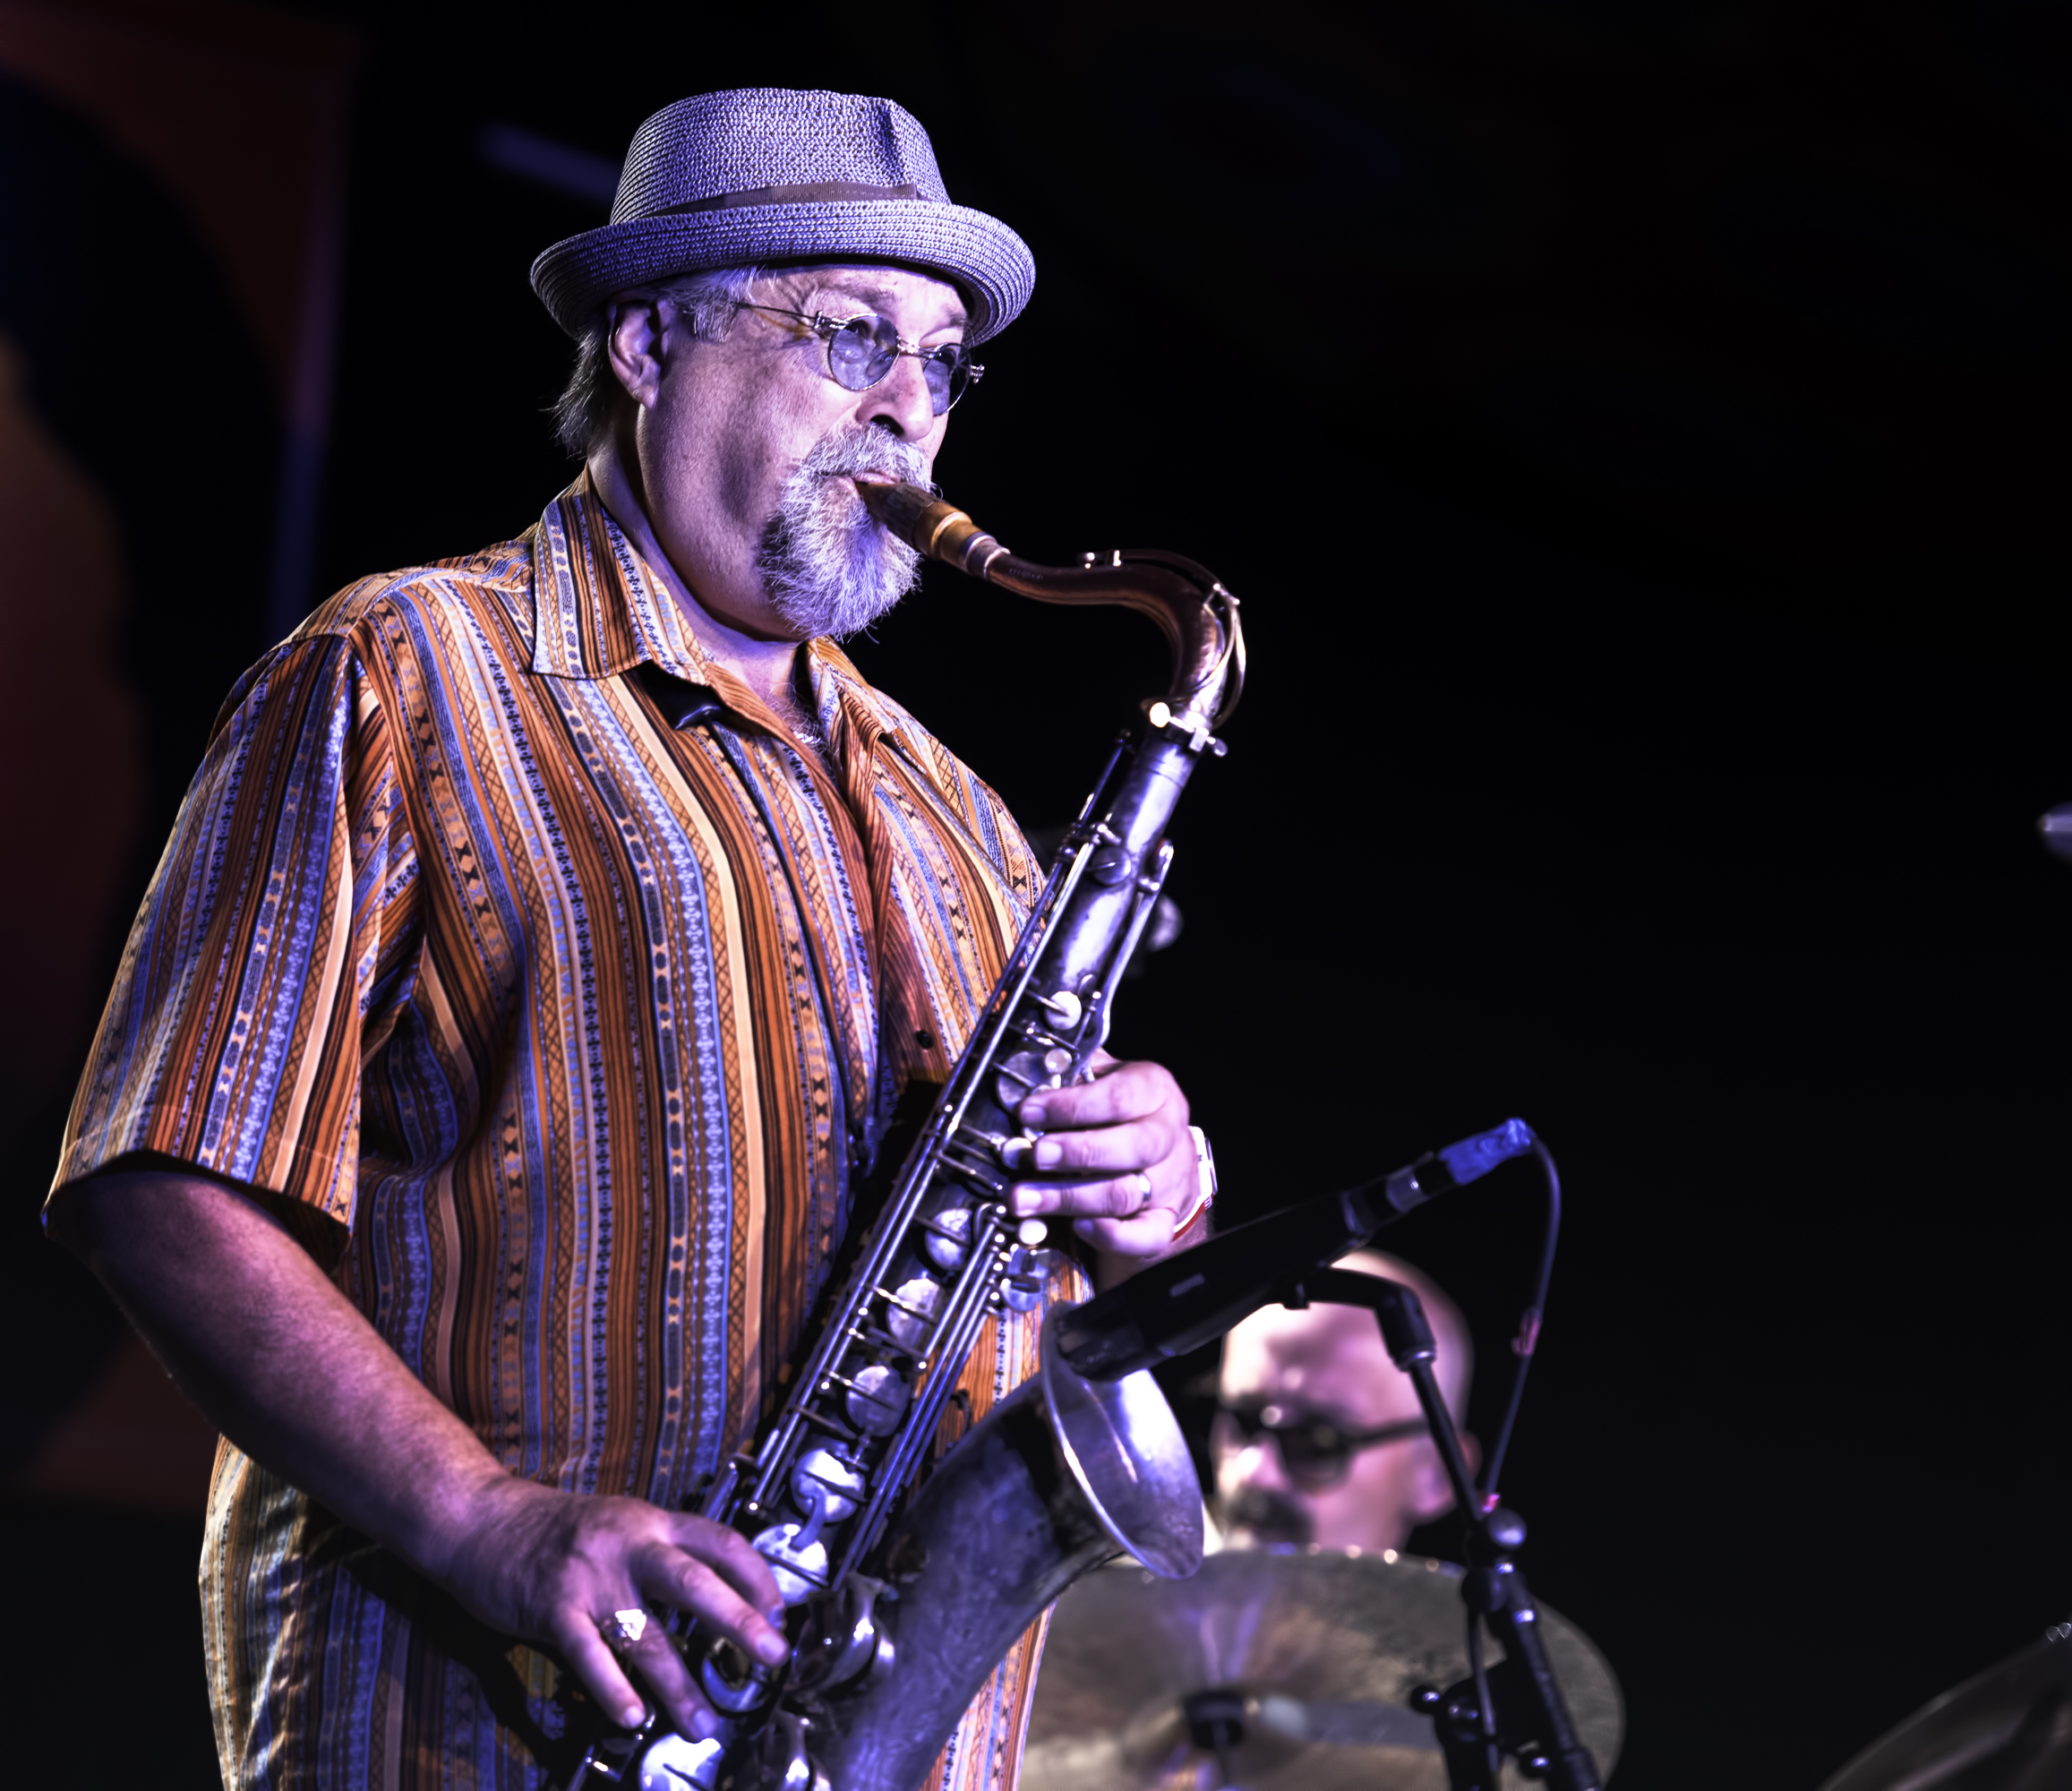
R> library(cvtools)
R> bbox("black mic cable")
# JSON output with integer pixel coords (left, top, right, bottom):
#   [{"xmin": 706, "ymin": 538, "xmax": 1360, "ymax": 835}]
[{"xmin": 1477, "ymin": 1136, "xmax": 1560, "ymax": 1506}]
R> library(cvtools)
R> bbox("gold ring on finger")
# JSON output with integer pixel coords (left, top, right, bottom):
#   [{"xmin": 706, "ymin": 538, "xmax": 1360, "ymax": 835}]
[{"xmin": 600, "ymin": 1607, "xmax": 649, "ymax": 1655}]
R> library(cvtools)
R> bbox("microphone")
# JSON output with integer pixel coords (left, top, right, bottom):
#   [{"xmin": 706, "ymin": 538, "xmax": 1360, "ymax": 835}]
[{"xmin": 1054, "ymin": 1118, "xmax": 1537, "ymax": 1381}]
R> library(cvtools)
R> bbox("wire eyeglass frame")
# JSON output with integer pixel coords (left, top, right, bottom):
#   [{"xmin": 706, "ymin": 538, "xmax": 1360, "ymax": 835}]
[{"xmin": 735, "ymin": 302, "xmax": 985, "ymax": 416}]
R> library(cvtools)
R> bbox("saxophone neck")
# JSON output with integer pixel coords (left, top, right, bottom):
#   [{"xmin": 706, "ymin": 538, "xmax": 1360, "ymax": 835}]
[{"xmin": 857, "ymin": 480, "xmax": 1246, "ymax": 732}]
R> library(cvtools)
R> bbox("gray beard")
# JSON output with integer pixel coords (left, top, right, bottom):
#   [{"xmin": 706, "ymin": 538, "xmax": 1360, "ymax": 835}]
[{"xmin": 756, "ymin": 428, "xmax": 929, "ymax": 639}]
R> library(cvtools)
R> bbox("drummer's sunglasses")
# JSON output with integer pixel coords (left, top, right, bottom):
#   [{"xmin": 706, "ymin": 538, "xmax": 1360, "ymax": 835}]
[
  {"xmin": 1215, "ymin": 1401, "xmax": 1431, "ymax": 1490},
  {"xmin": 736, "ymin": 304, "xmax": 985, "ymax": 415}
]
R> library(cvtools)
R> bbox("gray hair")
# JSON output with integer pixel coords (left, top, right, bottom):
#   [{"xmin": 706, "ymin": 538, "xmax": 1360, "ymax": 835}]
[{"xmin": 552, "ymin": 264, "xmax": 762, "ymax": 458}]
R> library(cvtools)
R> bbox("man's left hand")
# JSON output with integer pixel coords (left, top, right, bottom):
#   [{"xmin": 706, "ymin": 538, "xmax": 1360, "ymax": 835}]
[{"xmin": 1007, "ymin": 1051, "xmax": 1197, "ymax": 1260}]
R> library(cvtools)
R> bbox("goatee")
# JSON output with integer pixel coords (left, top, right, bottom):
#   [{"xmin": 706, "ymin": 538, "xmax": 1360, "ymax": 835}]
[
  {"xmin": 756, "ymin": 428, "xmax": 930, "ymax": 638},
  {"xmin": 1219, "ymin": 1485, "xmax": 1315, "ymax": 1549}
]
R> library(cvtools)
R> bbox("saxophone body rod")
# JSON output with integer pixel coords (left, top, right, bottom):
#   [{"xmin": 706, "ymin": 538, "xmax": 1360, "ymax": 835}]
[{"xmin": 564, "ymin": 484, "xmax": 1243, "ymax": 1791}]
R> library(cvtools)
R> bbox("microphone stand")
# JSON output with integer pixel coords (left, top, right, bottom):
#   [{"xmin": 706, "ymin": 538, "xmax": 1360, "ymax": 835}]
[{"xmin": 1295, "ymin": 1269, "xmax": 1602, "ymax": 1791}]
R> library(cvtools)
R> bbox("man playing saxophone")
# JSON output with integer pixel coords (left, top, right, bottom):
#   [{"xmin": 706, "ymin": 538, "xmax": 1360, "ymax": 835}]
[{"xmin": 44, "ymin": 89, "xmax": 1210, "ymax": 1791}]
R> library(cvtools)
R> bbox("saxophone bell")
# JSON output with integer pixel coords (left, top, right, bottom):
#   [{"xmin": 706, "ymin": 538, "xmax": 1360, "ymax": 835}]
[{"xmin": 800, "ymin": 1318, "xmax": 1201, "ymax": 1791}]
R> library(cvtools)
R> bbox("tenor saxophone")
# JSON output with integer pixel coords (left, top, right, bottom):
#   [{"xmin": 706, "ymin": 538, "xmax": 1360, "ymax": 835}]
[{"xmin": 566, "ymin": 484, "xmax": 1246, "ymax": 1791}]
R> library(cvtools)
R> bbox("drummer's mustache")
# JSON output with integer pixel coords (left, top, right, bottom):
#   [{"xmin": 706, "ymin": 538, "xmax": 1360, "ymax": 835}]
[{"xmin": 1221, "ymin": 1485, "xmax": 1314, "ymax": 1547}]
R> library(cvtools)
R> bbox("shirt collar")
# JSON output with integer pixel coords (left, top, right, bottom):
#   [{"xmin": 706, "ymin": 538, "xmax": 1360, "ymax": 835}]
[
  {"xmin": 801, "ymin": 638, "xmax": 901, "ymax": 749},
  {"xmin": 528, "ymin": 472, "xmax": 943, "ymax": 792},
  {"xmin": 531, "ymin": 472, "xmax": 710, "ymax": 683}
]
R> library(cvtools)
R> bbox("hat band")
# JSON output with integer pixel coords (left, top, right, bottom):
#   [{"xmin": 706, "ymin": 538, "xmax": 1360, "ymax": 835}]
[{"xmin": 651, "ymin": 180, "xmax": 929, "ymax": 219}]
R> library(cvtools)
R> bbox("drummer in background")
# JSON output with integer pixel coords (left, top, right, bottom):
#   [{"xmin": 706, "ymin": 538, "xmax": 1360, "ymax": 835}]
[{"xmin": 1212, "ymin": 1251, "xmax": 1475, "ymax": 1553}]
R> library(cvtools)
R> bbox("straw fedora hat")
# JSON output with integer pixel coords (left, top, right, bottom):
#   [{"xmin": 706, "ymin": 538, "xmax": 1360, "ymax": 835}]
[{"xmin": 530, "ymin": 88, "xmax": 1036, "ymax": 344}]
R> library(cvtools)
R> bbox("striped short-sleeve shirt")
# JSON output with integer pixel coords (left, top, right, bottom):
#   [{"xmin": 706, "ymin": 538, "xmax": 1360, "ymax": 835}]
[{"xmin": 54, "ymin": 476, "xmax": 1083, "ymax": 1789}]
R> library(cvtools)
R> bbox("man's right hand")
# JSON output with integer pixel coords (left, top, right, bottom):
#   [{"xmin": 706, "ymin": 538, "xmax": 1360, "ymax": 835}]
[
  {"xmin": 47, "ymin": 1166, "xmax": 786, "ymax": 1744},
  {"xmin": 446, "ymin": 1478, "xmax": 788, "ymax": 1738}
]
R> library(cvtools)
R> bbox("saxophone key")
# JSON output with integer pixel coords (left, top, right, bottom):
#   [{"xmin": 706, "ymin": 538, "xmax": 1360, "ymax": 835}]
[
  {"xmin": 832, "ymin": 1362, "xmax": 911, "ymax": 1435},
  {"xmin": 792, "ymin": 1448, "xmax": 866, "ymax": 1523},
  {"xmin": 791, "ymin": 1573, "xmax": 895, "ymax": 1694},
  {"xmin": 882, "ymin": 1276, "xmax": 941, "ymax": 1350},
  {"xmin": 752, "ymin": 1519, "xmax": 832, "ymax": 1606},
  {"xmin": 918, "ymin": 1206, "xmax": 972, "ymax": 1273},
  {"xmin": 1000, "ymin": 1245, "xmax": 1048, "ymax": 1314},
  {"xmin": 699, "ymin": 1637, "xmax": 782, "ymax": 1714},
  {"xmin": 1035, "ymin": 992, "xmax": 1083, "ymax": 1033},
  {"xmin": 995, "ymin": 1047, "xmax": 1059, "ymax": 1113},
  {"xmin": 633, "ymin": 1733, "xmax": 724, "ymax": 1791}
]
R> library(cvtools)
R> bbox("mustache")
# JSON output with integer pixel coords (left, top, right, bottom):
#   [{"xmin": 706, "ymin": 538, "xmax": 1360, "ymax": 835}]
[
  {"xmin": 1220, "ymin": 1485, "xmax": 1314, "ymax": 1548},
  {"xmin": 792, "ymin": 425, "xmax": 929, "ymax": 490}
]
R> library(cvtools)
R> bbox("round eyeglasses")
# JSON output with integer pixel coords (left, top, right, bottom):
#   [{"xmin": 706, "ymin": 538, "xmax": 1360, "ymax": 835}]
[
  {"xmin": 736, "ymin": 303, "xmax": 985, "ymax": 416},
  {"xmin": 1215, "ymin": 1400, "xmax": 1430, "ymax": 1491}
]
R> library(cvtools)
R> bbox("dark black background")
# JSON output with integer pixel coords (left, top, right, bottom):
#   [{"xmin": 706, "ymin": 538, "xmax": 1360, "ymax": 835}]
[{"xmin": 19, "ymin": 1, "xmax": 2069, "ymax": 1785}]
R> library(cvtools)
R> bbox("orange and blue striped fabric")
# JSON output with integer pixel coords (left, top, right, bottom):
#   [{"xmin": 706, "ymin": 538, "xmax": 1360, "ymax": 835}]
[{"xmin": 53, "ymin": 475, "xmax": 1083, "ymax": 1790}]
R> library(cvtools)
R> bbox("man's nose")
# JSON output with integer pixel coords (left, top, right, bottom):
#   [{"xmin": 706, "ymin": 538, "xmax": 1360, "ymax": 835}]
[{"xmin": 859, "ymin": 352, "xmax": 937, "ymax": 440}]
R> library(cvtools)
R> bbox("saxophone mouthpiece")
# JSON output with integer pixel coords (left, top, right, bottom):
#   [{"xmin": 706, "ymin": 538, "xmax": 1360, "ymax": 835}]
[
  {"xmin": 858, "ymin": 480, "xmax": 1005, "ymax": 578},
  {"xmin": 853, "ymin": 478, "xmax": 931, "ymax": 542}
]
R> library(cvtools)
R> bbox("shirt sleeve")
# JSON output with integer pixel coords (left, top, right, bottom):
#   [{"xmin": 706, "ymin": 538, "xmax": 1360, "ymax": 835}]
[{"xmin": 50, "ymin": 630, "xmax": 415, "ymax": 1238}]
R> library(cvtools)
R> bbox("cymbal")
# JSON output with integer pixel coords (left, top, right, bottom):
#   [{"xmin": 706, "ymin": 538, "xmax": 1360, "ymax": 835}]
[
  {"xmin": 1024, "ymin": 1547, "xmax": 1623, "ymax": 1790},
  {"xmin": 1818, "ymin": 1627, "xmax": 2072, "ymax": 1790}
]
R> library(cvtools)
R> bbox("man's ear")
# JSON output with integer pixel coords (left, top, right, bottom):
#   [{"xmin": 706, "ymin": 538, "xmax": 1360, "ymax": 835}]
[
  {"xmin": 605, "ymin": 296, "xmax": 668, "ymax": 411},
  {"xmin": 1408, "ymin": 1428, "xmax": 1481, "ymax": 1528}
]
